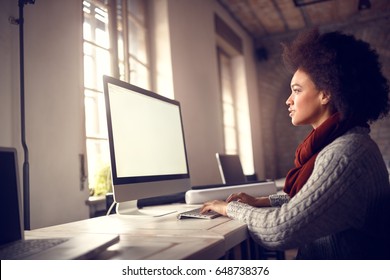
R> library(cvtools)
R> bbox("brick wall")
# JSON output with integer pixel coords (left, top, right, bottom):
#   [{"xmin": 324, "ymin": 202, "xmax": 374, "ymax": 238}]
[{"xmin": 256, "ymin": 17, "xmax": 390, "ymax": 179}]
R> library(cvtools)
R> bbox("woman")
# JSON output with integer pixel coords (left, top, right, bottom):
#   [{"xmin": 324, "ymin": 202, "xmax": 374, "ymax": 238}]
[{"xmin": 201, "ymin": 29, "xmax": 390, "ymax": 259}]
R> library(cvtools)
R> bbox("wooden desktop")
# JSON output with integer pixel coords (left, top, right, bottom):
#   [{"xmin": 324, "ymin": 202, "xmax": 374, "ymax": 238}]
[{"xmin": 25, "ymin": 203, "xmax": 249, "ymax": 259}]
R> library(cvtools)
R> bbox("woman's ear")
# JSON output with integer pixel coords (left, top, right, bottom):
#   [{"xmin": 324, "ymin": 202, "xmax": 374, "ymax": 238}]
[{"xmin": 320, "ymin": 91, "xmax": 331, "ymax": 105}]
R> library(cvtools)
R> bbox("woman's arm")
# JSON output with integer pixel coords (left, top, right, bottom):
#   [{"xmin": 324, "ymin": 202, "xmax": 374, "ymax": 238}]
[
  {"xmin": 201, "ymin": 194, "xmax": 272, "ymax": 215},
  {"xmin": 226, "ymin": 133, "xmax": 376, "ymax": 250},
  {"xmin": 269, "ymin": 193, "xmax": 290, "ymax": 207},
  {"xmin": 201, "ymin": 188, "xmax": 290, "ymax": 215},
  {"xmin": 201, "ymin": 190, "xmax": 290, "ymax": 215},
  {"xmin": 226, "ymin": 193, "xmax": 271, "ymax": 207}
]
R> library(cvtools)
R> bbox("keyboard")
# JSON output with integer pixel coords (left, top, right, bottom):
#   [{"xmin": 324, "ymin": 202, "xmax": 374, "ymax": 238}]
[
  {"xmin": 177, "ymin": 207, "xmax": 221, "ymax": 220},
  {"xmin": 0, "ymin": 238, "xmax": 68, "ymax": 260}
]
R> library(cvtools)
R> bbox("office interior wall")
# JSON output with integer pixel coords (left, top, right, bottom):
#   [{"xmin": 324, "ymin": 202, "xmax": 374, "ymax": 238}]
[
  {"xmin": 256, "ymin": 17, "xmax": 390, "ymax": 179},
  {"xmin": 163, "ymin": 0, "xmax": 263, "ymax": 185},
  {"xmin": 214, "ymin": 2, "xmax": 265, "ymax": 181},
  {"xmin": 25, "ymin": 0, "xmax": 89, "ymax": 228},
  {"xmin": 213, "ymin": 2, "xmax": 265, "ymax": 181},
  {"xmin": 165, "ymin": 0, "xmax": 223, "ymax": 186},
  {"xmin": 0, "ymin": 1, "xmax": 18, "ymax": 148},
  {"xmin": 1, "ymin": 0, "xmax": 90, "ymax": 229}
]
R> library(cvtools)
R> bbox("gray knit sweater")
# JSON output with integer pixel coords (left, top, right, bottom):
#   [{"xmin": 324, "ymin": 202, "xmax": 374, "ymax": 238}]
[{"xmin": 227, "ymin": 127, "xmax": 390, "ymax": 259}]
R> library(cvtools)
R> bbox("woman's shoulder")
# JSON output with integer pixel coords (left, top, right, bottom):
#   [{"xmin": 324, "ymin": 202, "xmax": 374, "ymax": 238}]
[
  {"xmin": 318, "ymin": 127, "xmax": 381, "ymax": 166},
  {"xmin": 322, "ymin": 126, "xmax": 374, "ymax": 155},
  {"xmin": 312, "ymin": 126, "xmax": 388, "ymax": 202}
]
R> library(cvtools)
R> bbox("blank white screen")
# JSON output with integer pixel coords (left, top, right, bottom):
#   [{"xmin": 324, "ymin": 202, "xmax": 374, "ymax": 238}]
[{"xmin": 108, "ymin": 84, "xmax": 188, "ymax": 178}]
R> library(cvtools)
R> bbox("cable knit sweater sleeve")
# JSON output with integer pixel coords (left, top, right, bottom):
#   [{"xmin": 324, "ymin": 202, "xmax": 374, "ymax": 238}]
[
  {"xmin": 226, "ymin": 127, "xmax": 390, "ymax": 251},
  {"xmin": 269, "ymin": 193, "xmax": 290, "ymax": 207}
]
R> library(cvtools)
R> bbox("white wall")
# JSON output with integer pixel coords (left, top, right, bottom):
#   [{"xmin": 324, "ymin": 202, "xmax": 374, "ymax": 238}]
[
  {"xmin": 213, "ymin": 3, "xmax": 266, "ymax": 180},
  {"xmin": 0, "ymin": 1, "xmax": 18, "ymax": 147},
  {"xmin": 165, "ymin": 0, "xmax": 224, "ymax": 185},
  {"xmin": 163, "ymin": 0, "xmax": 264, "ymax": 184},
  {"xmin": 1, "ymin": 0, "xmax": 89, "ymax": 229}
]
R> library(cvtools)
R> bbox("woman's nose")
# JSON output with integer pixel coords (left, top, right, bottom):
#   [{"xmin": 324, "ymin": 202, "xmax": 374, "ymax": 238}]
[{"xmin": 286, "ymin": 94, "xmax": 293, "ymax": 106}]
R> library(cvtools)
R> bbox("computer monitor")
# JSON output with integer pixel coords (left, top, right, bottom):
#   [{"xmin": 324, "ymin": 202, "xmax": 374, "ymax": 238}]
[
  {"xmin": 103, "ymin": 76, "xmax": 191, "ymax": 216},
  {"xmin": 216, "ymin": 153, "xmax": 247, "ymax": 185}
]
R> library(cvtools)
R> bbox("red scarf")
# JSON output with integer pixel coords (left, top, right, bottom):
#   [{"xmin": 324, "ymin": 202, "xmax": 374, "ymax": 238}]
[{"xmin": 283, "ymin": 113, "xmax": 360, "ymax": 198}]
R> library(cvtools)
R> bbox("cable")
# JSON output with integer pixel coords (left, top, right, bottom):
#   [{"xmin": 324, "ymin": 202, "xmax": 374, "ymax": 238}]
[{"xmin": 106, "ymin": 200, "xmax": 116, "ymax": 216}]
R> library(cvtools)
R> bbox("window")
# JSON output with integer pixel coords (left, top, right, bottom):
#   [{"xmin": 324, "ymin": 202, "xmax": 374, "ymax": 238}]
[
  {"xmin": 82, "ymin": 0, "xmax": 151, "ymax": 195},
  {"xmin": 215, "ymin": 15, "xmax": 254, "ymax": 176},
  {"xmin": 117, "ymin": 0, "xmax": 150, "ymax": 88},
  {"xmin": 218, "ymin": 49, "xmax": 238, "ymax": 155}
]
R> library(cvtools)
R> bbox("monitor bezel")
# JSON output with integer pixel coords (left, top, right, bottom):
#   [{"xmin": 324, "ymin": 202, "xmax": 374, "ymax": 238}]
[{"xmin": 103, "ymin": 75, "xmax": 191, "ymax": 203}]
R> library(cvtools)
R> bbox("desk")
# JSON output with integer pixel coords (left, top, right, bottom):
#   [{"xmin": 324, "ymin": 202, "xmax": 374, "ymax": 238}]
[{"xmin": 25, "ymin": 204, "xmax": 249, "ymax": 259}]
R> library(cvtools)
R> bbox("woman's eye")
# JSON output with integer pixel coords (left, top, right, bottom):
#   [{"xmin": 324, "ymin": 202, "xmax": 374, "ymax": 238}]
[{"xmin": 293, "ymin": 88, "xmax": 301, "ymax": 94}]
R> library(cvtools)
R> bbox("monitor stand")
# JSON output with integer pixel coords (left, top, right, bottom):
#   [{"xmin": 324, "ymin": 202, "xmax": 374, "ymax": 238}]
[{"xmin": 115, "ymin": 200, "xmax": 176, "ymax": 217}]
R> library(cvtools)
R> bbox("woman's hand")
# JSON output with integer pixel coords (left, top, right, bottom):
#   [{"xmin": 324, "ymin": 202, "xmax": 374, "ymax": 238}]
[
  {"xmin": 226, "ymin": 192, "xmax": 271, "ymax": 207},
  {"xmin": 200, "ymin": 194, "xmax": 271, "ymax": 217},
  {"xmin": 200, "ymin": 200, "xmax": 228, "ymax": 216}
]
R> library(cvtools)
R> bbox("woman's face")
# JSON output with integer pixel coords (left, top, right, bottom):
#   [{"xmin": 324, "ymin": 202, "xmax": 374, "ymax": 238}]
[{"xmin": 286, "ymin": 69, "xmax": 331, "ymax": 129}]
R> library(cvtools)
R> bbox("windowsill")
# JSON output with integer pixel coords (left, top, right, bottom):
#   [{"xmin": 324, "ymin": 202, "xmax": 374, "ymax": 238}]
[
  {"xmin": 86, "ymin": 195, "xmax": 106, "ymax": 205},
  {"xmin": 85, "ymin": 195, "xmax": 106, "ymax": 218}
]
